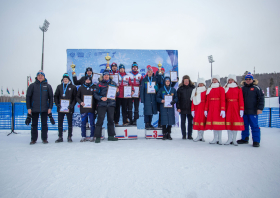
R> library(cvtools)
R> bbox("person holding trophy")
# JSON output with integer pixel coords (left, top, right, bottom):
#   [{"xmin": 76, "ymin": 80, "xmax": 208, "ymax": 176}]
[
  {"xmin": 54, "ymin": 73, "xmax": 77, "ymax": 143},
  {"xmin": 72, "ymin": 66, "xmax": 93, "ymax": 86}
]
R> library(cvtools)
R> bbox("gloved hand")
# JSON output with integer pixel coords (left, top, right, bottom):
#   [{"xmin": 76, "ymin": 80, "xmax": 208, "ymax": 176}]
[
  {"xmin": 48, "ymin": 113, "xmax": 55, "ymax": 125},
  {"xmin": 56, "ymin": 104, "xmax": 61, "ymax": 110},
  {"xmin": 204, "ymin": 111, "xmax": 207, "ymax": 117},
  {"xmin": 68, "ymin": 104, "xmax": 74, "ymax": 110},
  {"xmin": 170, "ymin": 101, "xmax": 176, "ymax": 105},
  {"xmin": 240, "ymin": 110, "xmax": 244, "ymax": 117},
  {"xmin": 25, "ymin": 114, "xmax": 32, "ymax": 125},
  {"xmin": 191, "ymin": 111, "xmax": 195, "ymax": 117},
  {"xmin": 220, "ymin": 110, "xmax": 225, "ymax": 118},
  {"xmin": 154, "ymin": 85, "xmax": 158, "ymax": 92}
]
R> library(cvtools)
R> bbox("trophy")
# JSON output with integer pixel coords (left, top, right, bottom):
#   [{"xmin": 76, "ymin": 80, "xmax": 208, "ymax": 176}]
[
  {"xmin": 71, "ymin": 62, "xmax": 76, "ymax": 75},
  {"xmin": 158, "ymin": 61, "xmax": 162, "ymax": 75},
  {"xmin": 105, "ymin": 53, "xmax": 111, "ymax": 70}
]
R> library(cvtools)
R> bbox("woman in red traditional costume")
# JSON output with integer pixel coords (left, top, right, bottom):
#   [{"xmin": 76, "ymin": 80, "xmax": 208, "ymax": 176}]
[
  {"xmin": 191, "ymin": 78, "xmax": 207, "ymax": 142},
  {"xmin": 224, "ymin": 74, "xmax": 245, "ymax": 146},
  {"xmin": 205, "ymin": 75, "xmax": 226, "ymax": 145}
]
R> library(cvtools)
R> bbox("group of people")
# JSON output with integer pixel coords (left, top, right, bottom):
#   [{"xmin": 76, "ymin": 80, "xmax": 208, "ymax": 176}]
[{"xmin": 25, "ymin": 63, "xmax": 264, "ymax": 147}]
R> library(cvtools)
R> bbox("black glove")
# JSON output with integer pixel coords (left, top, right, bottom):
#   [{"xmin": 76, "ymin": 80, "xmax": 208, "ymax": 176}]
[
  {"xmin": 48, "ymin": 113, "xmax": 55, "ymax": 125},
  {"xmin": 56, "ymin": 104, "xmax": 61, "ymax": 110},
  {"xmin": 170, "ymin": 101, "xmax": 176, "ymax": 105},
  {"xmin": 68, "ymin": 105, "xmax": 74, "ymax": 110},
  {"xmin": 25, "ymin": 114, "xmax": 32, "ymax": 125}
]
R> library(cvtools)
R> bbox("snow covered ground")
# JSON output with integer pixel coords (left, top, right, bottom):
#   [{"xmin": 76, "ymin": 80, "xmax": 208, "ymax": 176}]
[{"xmin": 0, "ymin": 127, "xmax": 280, "ymax": 198}]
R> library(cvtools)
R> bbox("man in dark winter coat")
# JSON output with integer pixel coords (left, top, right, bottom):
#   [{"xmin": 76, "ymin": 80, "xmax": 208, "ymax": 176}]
[
  {"xmin": 176, "ymin": 75, "xmax": 195, "ymax": 139},
  {"xmin": 237, "ymin": 72, "xmax": 264, "ymax": 147},
  {"xmin": 72, "ymin": 67, "xmax": 93, "ymax": 85},
  {"xmin": 76, "ymin": 76, "xmax": 96, "ymax": 142},
  {"xmin": 94, "ymin": 70, "xmax": 120, "ymax": 143},
  {"xmin": 140, "ymin": 68, "xmax": 158, "ymax": 129},
  {"xmin": 26, "ymin": 70, "xmax": 54, "ymax": 145},
  {"xmin": 54, "ymin": 73, "xmax": 77, "ymax": 143}
]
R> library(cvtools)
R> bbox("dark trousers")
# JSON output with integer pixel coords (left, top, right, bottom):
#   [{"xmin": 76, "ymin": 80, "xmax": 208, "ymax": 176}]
[
  {"xmin": 132, "ymin": 98, "xmax": 140, "ymax": 120},
  {"xmin": 95, "ymin": 106, "xmax": 115, "ymax": 138},
  {"xmin": 115, "ymin": 98, "xmax": 132, "ymax": 124},
  {"xmin": 81, "ymin": 113, "xmax": 95, "ymax": 137},
  {"xmin": 180, "ymin": 113, "xmax": 193, "ymax": 137},
  {"xmin": 162, "ymin": 125, "xmax": 172, "ymax": 134},
  {"xmin": 144, "ymin": 115, "xmax": 153, "ymax": 123},
  {"xmin": 31, "ymin": 112, "xmax": 48, "ymax": 141},
  {"xmin": 58, "ymin": 112, "xmax": 73, "ymax": 137}
]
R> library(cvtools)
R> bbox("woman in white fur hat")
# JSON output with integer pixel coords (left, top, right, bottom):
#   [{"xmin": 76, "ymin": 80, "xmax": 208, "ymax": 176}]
[
  {"xmin": 191, "ymin": 78, "xmax": 207, "ymax": 142},
  {"xmin": 224, "ymin": 74, "xmax": 245, "ymax": 146},
  {"xmin": 204, "ymin": 75, "xmax": 226, "ymax": 145}
]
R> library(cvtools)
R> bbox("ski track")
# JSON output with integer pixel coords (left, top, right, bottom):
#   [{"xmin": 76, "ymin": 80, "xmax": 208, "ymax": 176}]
[{"xmin": 0, "ymin": 128, "xmax": 280, "ymax": 198}]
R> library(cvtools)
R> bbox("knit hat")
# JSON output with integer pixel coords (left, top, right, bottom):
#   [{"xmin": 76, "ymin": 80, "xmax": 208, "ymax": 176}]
[
  {"xmin": 119, "ymin": 64, "xmax": 125, "ymax": 70},
  {"xmin": 147, "ymin": 67, "xmax": 153, "ymax": 72},
  {"xmin": 245, "ymin": 72, "xmax": 254, "ymax": 80},
  {"xmin": 37, "ymin": 70, "xmax": 45, "ymax": 77},
  {"xmin": 212, "ymin": 75, "xmax": 220, "ymax": 82},
  {"xmin": 86, "ymin": 67, "xmax": 92, "ymax": 72},
  {"xmin": 111, "ymin": 62, "xmax": 117, "ymax": 68},
  {"xmin": 62, "ymin": 73, "xmax": 70, "ymax": 81},
  {"xmin": 85, "ymin": 76, "xmax": 92, "ymax": 82},
  {"xmin": 164, "ymin": 77, "xmax": 171, "ymax": 85},
  {"xmin": 227, "ymin": 74, "xmax": 237, "ymax": 82},
  {"xmin": 197, "ymin": 78, "xmax": 205, "ymax": 85},
  {"xmin": 160, "ymin": 67, "xmax": 165, "ymax": 72},
  {"xmin": 131, "ymin": 62, "xmax": 138, "ymax": 68},
  {"xmin": 103, "ymin": 69, "xmax": 110, "ymax": 76}
]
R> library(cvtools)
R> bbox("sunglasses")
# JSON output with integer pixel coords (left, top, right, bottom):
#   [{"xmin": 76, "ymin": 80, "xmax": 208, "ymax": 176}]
[{"xmin": 245, "ymin": 78, "xmax": 252, "ymax": 80}]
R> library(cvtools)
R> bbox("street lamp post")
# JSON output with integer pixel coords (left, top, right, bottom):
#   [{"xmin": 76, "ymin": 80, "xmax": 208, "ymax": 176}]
[
  {"xmin": 39, "ymin": 19, "xmax": 50, "ymax": 71},
  {"xmin": 208, "ymin": 55, "xmax": 215, "ymax": 78}
]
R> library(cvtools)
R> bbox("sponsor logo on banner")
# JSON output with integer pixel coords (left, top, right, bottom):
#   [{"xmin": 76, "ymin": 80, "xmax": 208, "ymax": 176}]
[
  {"xmin": 77, "ymin": 52, "xmax": 84, "ymax": 57},
  {"xmin": 70, "ymin": 52, "xmax": 75, "ymax": 57}
]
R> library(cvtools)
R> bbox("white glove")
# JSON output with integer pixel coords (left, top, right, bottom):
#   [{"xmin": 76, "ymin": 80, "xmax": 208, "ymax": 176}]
[
  {"xmin": 220, "ymin": 110, "xmax": 225, "ymax": 118},
  {"xmin": 191, "ymin": 111, "xmax": 195, "ymax": 117},
  {"xmin": 204, "ymin": 111, "xmax": 208, "ymax": 117},
  {"xmin": 240, "ymin": 110, "xmax": 244, "ymax": 118}
]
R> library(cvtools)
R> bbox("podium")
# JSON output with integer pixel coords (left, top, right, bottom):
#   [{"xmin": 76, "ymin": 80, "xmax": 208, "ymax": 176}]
[
  {"xmin": 115, "ymin": 125, "xmax": 138, "ymax": 139},
  {"xmin": 86, "ymin": 127, "xmax": 105, "ymax": 140},
  {"xmin": 145, "ymin": 128, "xmax": 163, "ymax": 139}
]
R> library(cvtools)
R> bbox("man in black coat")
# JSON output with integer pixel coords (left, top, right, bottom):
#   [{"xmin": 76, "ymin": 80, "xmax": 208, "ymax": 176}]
[
  {"xmin": 94, "ymin": 70, "xmax": 119, "ymax": 143},
  {"xmin": 72, "ymin": 67, "xmax": 93, "ymax": 85},
  {"xmin": 54, "ymin": 73, "xmax": 77, "ymax": 143},
  {"xmin": 26, "ymin": 70, "xmax": 54, "ymax": 145},
  {"xmin": 176, "ymin": 75, "xmax": 195, "ymax": 139},
  {"xmin": 237, "ymin": 72, "xmax": 264, "ymax": 147}
]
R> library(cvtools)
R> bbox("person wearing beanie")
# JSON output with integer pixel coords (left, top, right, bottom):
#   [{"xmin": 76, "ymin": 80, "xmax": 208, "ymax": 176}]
[
  {"xmin": 156, "ymin": 77, "xmax": 178, "ymax": 140},
  {"xmin": 223, "ymin": 74, "xmax": 245, "ymax": 146},
  {"xmin": 110, "ymin": 62, "xmax": 119, "ymax": 75},
  {"xmin": 205, "ymin": 75, "xmax": 226, "ymax": 145},
  {"xmin": 140, "ymin": 67, "xmax": 158, "ymax": 129},
  {"xmin": 176, "ymin": 75, "xmax": 195, "ymax": 139},
  {"xmin": 26, "ymin": 70, "xmax": 54, "ymax": 145},
  {"xmin": 114, "ymin": 64, "xmax": 134, "ymax": 126},
  {"xmin": 127, "ymin": 62, "xmax": 143, "ymax": 125},
  {"xmin": 237, "ymin": 72, "xmax": 264, "ymax": 147},
  {"xmin": 93, "ymin": 70, "xmax": 120, "ymax": 143},
  {"xmin": 54, "ymin": 73, "xmax": 77, "ymax": 143},
  {"xmin": 191, "ymin": 78, "xmax": 207, "ymax": 142},
  {"xmin": 72, "ymin": 67, "xmax": 93, "ymax": 85},
  {"xmin": 76, "ymin": 76, "xmax": 96, "ymax": 142}
]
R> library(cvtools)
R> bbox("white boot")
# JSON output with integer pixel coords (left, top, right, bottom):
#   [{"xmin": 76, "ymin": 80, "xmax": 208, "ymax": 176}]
[
  {"xmin": 193, "ymin": 131, "xmax": 201, "ymax": 142},
  {"xmin": 224, "ymin": 130, "xmax": 233, "ymax": 145},
  {"xmin": 201, "ymin": 131, "xmax": 205, "ymax": 142},
  {"xmin": 232, "ymin": 131, "xmax": 238, "ymax": 146},
  {"xmin": 218, "ymin": 130, "xmax": 222, "ymax": 145},
  {"xmin": 209, "ymin": 131, "xmax": 218, "ymax": 144}
]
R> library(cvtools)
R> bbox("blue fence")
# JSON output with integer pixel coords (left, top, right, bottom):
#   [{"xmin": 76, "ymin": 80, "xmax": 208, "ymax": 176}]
[
  {"xmin": 0, "ymin": 103, "xmax": 12, "ymax": 130},
  {"xmin": 258, "ymin": 108, "xmax": 270, "ymax": 127}
]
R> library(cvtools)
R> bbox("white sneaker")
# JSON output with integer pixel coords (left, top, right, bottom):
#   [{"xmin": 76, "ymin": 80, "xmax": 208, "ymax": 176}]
[
  {"xmin": 89, "ymin": 137, "xmax": 95, "ymax": 142},
  {"xmin": 224, "ymin": 130, "xmax": 233, "ymax": 145},
  {"xmin": 80, "ymin": 137, "xmax": 86, "ymax": 142}
]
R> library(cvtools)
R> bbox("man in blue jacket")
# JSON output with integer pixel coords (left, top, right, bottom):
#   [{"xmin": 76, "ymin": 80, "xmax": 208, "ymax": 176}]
[
  {"xmin": 25, "ymin": 70, "xmax": 54, "ymax": 145},
  {"xmin": 237, "ymin": 72, "xmax": 264, "ymax": 147}
]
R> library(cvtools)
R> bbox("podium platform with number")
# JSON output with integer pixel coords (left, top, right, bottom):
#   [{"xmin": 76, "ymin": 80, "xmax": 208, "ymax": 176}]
[
  {"xmin": 86, "ymin": 127, "xmax": 105, "ymax": 140},
  {"xmin": 115, "ymin": 125, "xmax": 138, "ymax": 139},
  {"xmin": 145, "ymin": 128, "xmax": 163, "ymax": 139}
]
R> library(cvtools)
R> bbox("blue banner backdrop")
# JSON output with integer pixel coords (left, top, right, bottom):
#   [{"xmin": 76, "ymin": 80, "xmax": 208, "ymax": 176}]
[{"xmin": 67, "ymin": 49, "xmax": 179, "ymax": 129}]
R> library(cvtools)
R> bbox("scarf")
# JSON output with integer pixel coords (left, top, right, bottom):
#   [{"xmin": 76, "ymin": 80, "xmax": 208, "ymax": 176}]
[
  {"xmin": 206, "ymin": 83, "xmax": 220, "ymax": 95},
  {"xmin": 224, "ymin": 83, "xmax": 237, "ymax": 93},
  {"xmin": 191, "ymin": 87, "xmax": 206, "ymax": 105},
  {"xmin": 132, "ymin": 71, "xmax": 138, "ymax": 75}
]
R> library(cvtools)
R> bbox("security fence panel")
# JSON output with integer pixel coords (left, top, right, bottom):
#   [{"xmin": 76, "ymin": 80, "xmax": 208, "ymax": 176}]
[{"xmin": 0, "ymin": 102, "xmax": 12, "ymax": 130}]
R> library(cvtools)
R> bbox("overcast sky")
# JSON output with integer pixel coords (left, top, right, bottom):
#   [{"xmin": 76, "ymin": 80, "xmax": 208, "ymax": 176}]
[{"xmin": 0, "ymin": 0, "xmax": 279, "ymax": 94}]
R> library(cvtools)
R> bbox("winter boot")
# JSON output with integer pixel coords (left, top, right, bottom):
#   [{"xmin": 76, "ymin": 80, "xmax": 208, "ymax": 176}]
[
  {"xmin": 80, "ymin": 137, "xmax": 86, "ymax": 142},
  {"xmin": 132, "ymin": 119, "xmax": 137, "ymax": 125},
  {"xmin": 182, "ymin": 135, "xmax": 186, "ymax": 139},
  {"xmin": 187, "ymin": 133, "xmax": 193, "ymax": 140},
  {"xmin": 253, "ymin": 142, "xmax": 260, "ymax": 147},
  {"xmin": 237, "ymin": 137, "xmax": 249, "ymax": 144},
  {"xmin": 209, "ymin": 131, "xmax": 218, "ymax": 144},
  {"xmin": 55, "ymin": 137, "xmax": 63, "ymax": 143},
  {"xmin": 108, "ymin": 136, "xmax": 118, "ymax": 141},
  {"xmin": 224, "ymin": 131, "xmax": 233, "ymax": 145},
  {"xmin": 145, "ymin": 123, "xmax": 150, "ymax": 129},
  {"xmin": 42, "ymin": 140, "xmax": 48, "ymax": 144},
  {"xmin": 193, "ymin": 131, "xmax": 201, "ymax": 142},
  {"xmin": 200, "ymin": 131, "xmax": 205, "ymax": 142},
  {"xmin": 232, "ymin": 131, "xmax": 238, "ymax": 146},
  {"xmin": 149, "ymin": 123, "xmax": 154, "ymax": 129},
  {"xmin": 95, "ymin": 137, "xmax": 101, "ymax": 143},
  {"xmin": 30, "ymin": 140, "xmax": 36, "ymax": 145},
  {"xmin": 217, "ymin": 130, "xmax": 222, "ymax": 145},
  {"xmin": 162, "ymin": 133, "xmax": 167, "ymax": 140},
  {"xmin": 167, "ymin": 132, "xmax": 172, "ymax": 140},
  {"xmin": 67, "ymin": 137, "xmax": 73, "ymax": 142}
]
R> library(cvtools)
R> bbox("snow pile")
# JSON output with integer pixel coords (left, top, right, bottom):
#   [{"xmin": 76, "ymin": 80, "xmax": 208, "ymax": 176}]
[{"xmin": 0, "ymin": 128, "xmax": 279, "ymax": 198}]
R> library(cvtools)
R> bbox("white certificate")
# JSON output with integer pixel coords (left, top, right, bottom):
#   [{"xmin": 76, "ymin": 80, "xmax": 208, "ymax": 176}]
[
  {"xmin": 92, "ymin": 73, "xmax": 101, "ymax": 85},
  {"xmin": 60, "ymin": 99, "xmax": 70, "ymax": 113},
  {"xmin": 147, "ymin": 82, "xmax": 156, "ymax": 94},
  {"xmin": 83, "ymin": 95, "xmax": 92, "ymax": 108},
  {"xmin": 124, "ymin": 86, "xmax": 132, "ymax": 98},
  {"xmin": 111, "ymin": 74, "xmax": 119, "ymax": 85},
  {"xmin": 164, "ymin": 95, "xmax": 173, "ymax": 108},
  {"xmin": 132, "ymin": 86, "xmax": 140, "ymax": 98},
  {"xmin": 170, "ymin": 71, "xmax": 178, "ymax": 82},
  {"xmin": 107, "ymin": 85, "xmax": 117, "ymax": 100}
]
